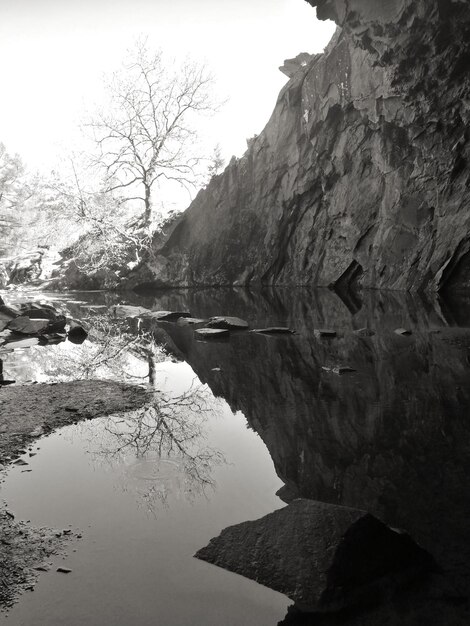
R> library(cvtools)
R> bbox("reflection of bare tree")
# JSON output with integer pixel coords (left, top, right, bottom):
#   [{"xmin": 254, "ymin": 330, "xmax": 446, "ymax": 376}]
[
  {"xmin": 77, "ymin": 382, "xmax": 225, "ymax": 514},
  {"xmin": 76, "ymin": 314, "xmax": 166, "ymax": 383}
]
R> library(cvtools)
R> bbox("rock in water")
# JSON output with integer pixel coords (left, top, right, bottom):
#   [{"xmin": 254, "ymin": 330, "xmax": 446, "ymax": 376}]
[
  {"xmin": 176, "ymin": 317, "xmax": 207, "ymax": 326},
  {"xmin": 252, "ymin": 327, "xmax": 296, "ymax": 335},
  {"xmin": 207, "ymin": 316, "xmax": 249, "ymax": 330},
  {"xmin": 194, "ymin": 328, "xmax": 230, "ymax": 339},
  {"xmin": 314, "ymin": 329, "xmax": 336, "ymax": 338},
  {"xmin": 141, "ymin": 310, "xmax": 192, "ymax": 321},
  {"xmin": 195, "ymin": 499, "xmax": 433, "ymax": 613}
]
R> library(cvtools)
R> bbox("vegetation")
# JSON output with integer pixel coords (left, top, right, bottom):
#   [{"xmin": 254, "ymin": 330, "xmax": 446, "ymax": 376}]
[{"xmin": 0, "ymin": 39, "xmax": 224, "ymax": 284}]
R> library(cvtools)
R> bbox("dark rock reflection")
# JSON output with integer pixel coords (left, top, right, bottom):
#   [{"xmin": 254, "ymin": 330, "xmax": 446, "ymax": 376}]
[{"xmin": 139, "ymin": 287, "xmax": 470, "ymax": 621}]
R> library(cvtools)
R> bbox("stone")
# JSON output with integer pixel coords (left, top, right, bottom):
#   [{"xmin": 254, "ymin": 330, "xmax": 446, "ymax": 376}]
[
  {"xmin": 110, "ymin": 305, "xmax": 150, "ymax": 318},
  {"xmin": 314, "ymin": 329, "xmax": 337, "ymax": 338},
  {"xmin": 252, "ymin": 327, "xmax": 296, "ymax": 335},
  {"xmin": 207, "ymin": 316, "xmax": 249, "ymax": 330},
  {"xmin": 395, "ymin": 328, "xmax": 412, "ymax": 336},
  {"xmin": 195, "ymin": 499, "xmax": 433, "ymax": 613},
  {"xmin": 20, "ymin": 304, "xmax": 59, "ymax": 321},
  {"xmin": 141, "ymin": 310, "xmax": 192, "ymax": 321},
  {"xmin": 0, "ymin": 304, "xmax": 21, "ymax": 322},
  {"xmin": 56, "ymin": 567, "xmax": 72, "ymax": 574},
  {"xmin": 7, "ymin": 317, "xmax": 49, "ymax": 336},
  {"xmin": 176, "ymin": 317, "xmax": 207, "ymax": 326},
  {"xmin": 67, "ymin": 320, "xmax": 88, "ymax": 342},
  {"xmin": 3, "ymin": 337, "xmax": 40, "ymax": 349},
  {"xmin": 194, "ymin": 328, "xmax": 230, "ymax": 339}
]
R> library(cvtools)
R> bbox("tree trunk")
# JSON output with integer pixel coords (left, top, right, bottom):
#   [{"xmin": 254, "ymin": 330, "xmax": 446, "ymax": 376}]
[{"xmin": 143, "ymin": 183, "xmax": 152, "ymax": 229}]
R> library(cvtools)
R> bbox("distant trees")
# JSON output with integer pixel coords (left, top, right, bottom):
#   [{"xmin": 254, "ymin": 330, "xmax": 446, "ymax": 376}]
[
  {"xmin": 86, "ymin": 39, "xmax": 217, "ymax": 230},
  {"xmin": 0, "ymin": 144, "xmax": 27, "ymax": 254}
]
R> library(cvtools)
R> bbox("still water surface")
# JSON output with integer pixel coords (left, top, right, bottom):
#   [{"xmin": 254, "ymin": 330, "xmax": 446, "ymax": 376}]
[{"xmin": 1, "ymin": 287, "xmax": 470, "ymax": 625}]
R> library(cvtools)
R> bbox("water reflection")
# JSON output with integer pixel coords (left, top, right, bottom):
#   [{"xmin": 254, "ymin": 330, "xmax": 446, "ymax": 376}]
[
  {"xmin": 144, "ymin": 288, "xmax": 470, "ymax": 618},
  {"xmin": 2, "ymin": 286, "xmax": 470, "ymax": 623},
  {"xmin": 72, "ymin": 378, "xmax": 224, "ymax": 514}
]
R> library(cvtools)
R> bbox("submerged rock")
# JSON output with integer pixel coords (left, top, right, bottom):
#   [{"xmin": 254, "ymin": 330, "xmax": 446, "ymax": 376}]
[
  {"xmin": 207, "ymin": 316, "xmax": 249, "ymax": 330},
  {"xmin": 195, "ymin": 499, "xmax": 433, "ymax": 613}
]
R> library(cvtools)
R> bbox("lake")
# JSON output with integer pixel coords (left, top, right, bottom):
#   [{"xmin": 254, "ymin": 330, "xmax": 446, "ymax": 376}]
[{"xmin": 1, "ymin": 286, "xmax": 470, "ymax": 625}]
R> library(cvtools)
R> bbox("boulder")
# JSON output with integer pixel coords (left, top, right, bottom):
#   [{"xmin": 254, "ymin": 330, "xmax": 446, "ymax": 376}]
[
  {"xmin": 195, "ymin": 499, "xmax": 433, "ymax": 613},
  {"xmin": 67, "ymin": 320, "xmax": 88, "ymax": 343},
  {"xmin": 207, "ymin": 316, "xmax": 249, "ymax": 330}
]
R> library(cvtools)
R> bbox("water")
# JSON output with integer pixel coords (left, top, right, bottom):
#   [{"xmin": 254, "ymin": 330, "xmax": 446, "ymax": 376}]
[{"xmin": 1, "ymin": 287, "xmax": 470, "ymax": 625}]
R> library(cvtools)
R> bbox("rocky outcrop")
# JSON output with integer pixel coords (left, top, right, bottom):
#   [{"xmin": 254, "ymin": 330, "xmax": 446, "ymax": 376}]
[{"xmin": 128, "ymin": 0, "xmax": 470, "ymax": 294}]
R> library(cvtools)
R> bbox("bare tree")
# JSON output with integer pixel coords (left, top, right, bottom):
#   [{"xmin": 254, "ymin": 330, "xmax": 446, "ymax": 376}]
[{"xmin": 87, "ymin": 39, "xmax": 217, "ymax": 229}]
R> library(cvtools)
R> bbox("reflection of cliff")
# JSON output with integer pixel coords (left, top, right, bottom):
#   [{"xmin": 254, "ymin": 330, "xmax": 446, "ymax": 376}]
[
  {"xmin": 158, "ymin": 289, "xmax": 470, "ymax": 591},
  {"xmin": 128, "ymin": 0, "xmax": 470, "ymax": 294}
]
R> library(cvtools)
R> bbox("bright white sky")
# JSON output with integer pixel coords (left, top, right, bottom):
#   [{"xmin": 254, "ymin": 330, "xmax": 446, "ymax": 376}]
[{"xmin": 0, "ymin": 0, "xmax": 334, "ymax": 177}]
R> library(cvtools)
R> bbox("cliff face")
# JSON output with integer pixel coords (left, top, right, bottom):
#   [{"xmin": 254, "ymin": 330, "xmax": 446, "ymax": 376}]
[{"xmin": 129, "ymin": 0, "xmax": 470, "ymax": 293}]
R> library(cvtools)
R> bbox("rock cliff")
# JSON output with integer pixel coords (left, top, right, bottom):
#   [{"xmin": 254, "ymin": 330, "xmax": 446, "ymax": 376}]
[{"xmin": 128, "ymin": 0, "xmax": 470, "ymax": 294}]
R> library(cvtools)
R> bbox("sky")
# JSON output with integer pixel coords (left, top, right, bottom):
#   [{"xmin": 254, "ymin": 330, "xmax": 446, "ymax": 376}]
[{"xmin": 0, "ymin": 0, "xmax": 334, "ymax": 177}]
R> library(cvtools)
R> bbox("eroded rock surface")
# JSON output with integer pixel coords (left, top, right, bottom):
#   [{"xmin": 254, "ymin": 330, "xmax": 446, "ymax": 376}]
[{"xmin": 128, "ymin": 0, "xmax": 470, "ymax": 294}]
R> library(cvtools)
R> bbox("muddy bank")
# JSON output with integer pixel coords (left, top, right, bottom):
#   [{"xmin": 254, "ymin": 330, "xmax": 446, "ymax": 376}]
[
  {"xmin": 0, "ymin": 380, "xmax": 149, "ymax": 465},
  {"xmin": 0, "ymin": 379, "xmax": 149, "ymax": 611},
  {"xmin": 0, "ymin": 508, "xmax": 76, "ymax": 610}
]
